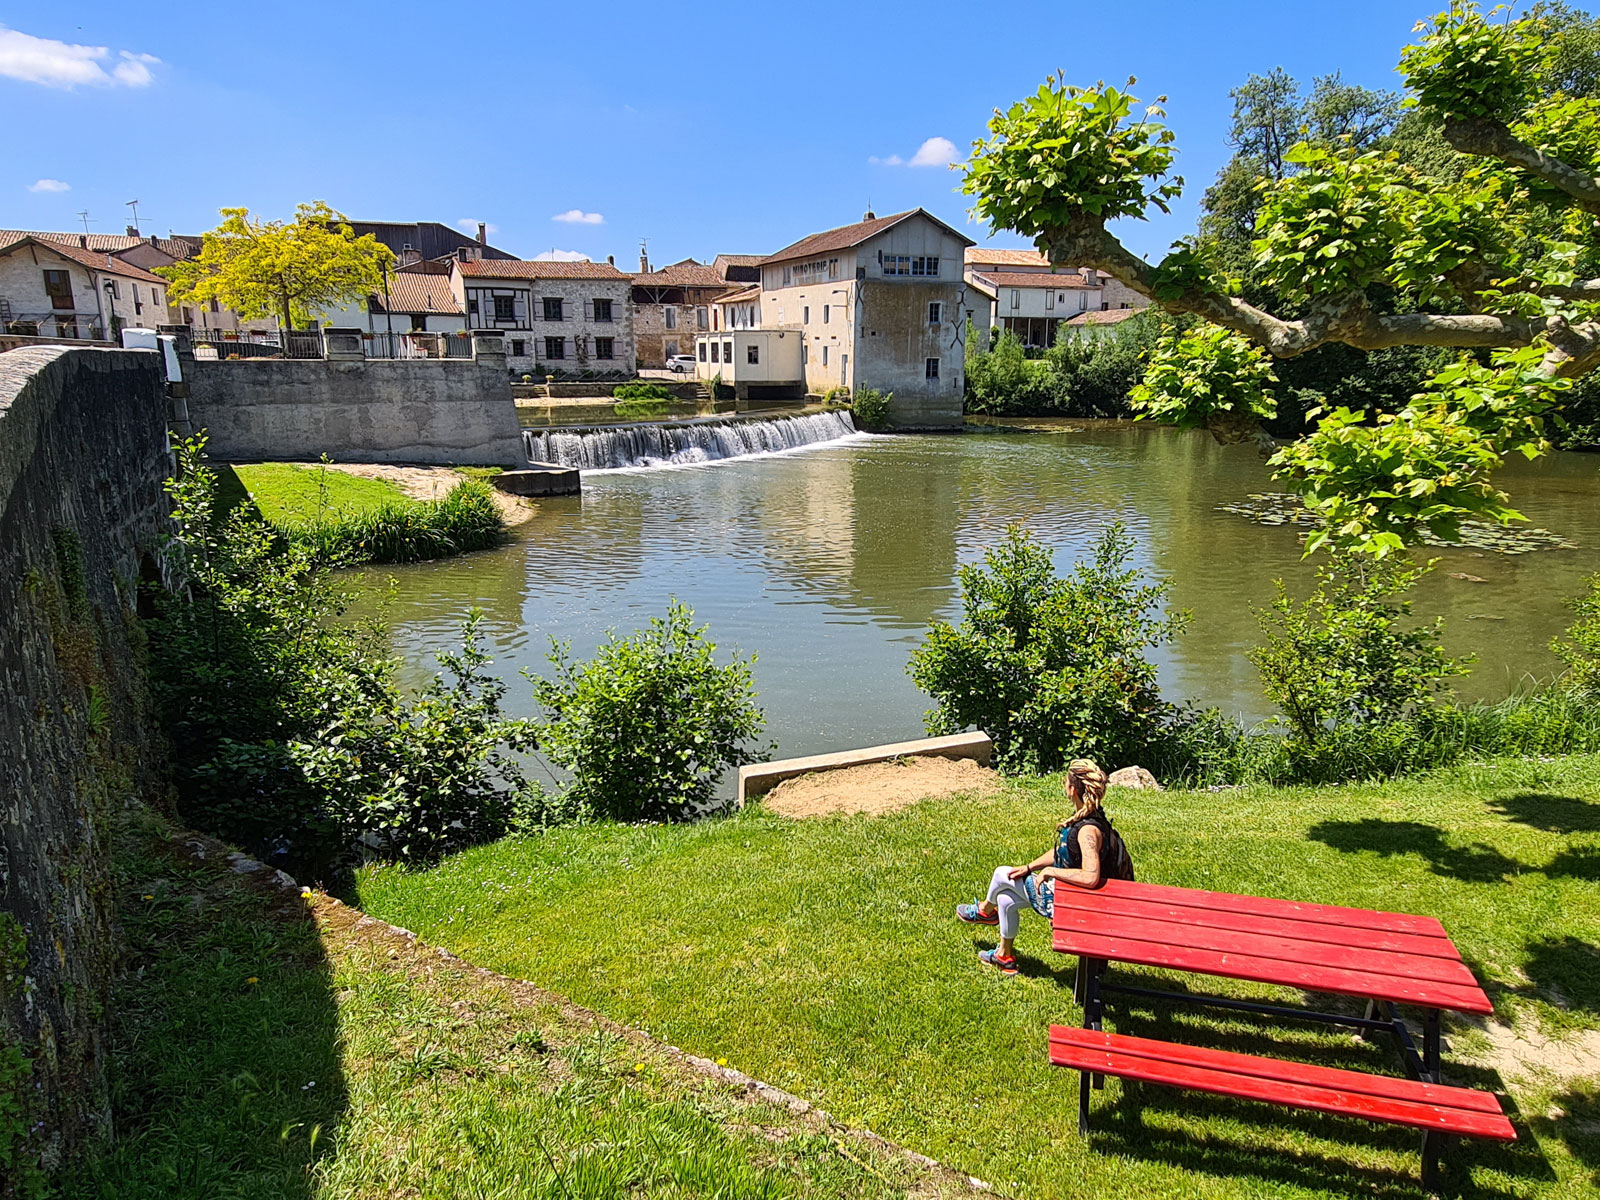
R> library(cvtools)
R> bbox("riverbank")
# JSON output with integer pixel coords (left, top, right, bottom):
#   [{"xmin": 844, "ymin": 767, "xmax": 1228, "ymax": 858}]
[
  {"xmin": 356, "ymin": 753, "xmax": 1600, "ymax": 1199},
  {"xmin": 227, "ymin": 460, "xmax": 526, "ymax": 564},
  {"xmin": 57, "ymin": 810, "xmax": 976, "ymax": 1198}
]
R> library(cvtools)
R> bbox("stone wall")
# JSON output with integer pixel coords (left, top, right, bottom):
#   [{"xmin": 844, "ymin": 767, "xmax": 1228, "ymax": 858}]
[
  {"xmin": 856, "ymin": 281, "xmax": 965, "ymax": 430},
  {"xmin": 0, "ymin": 347, "xmax": 174, "ymax": 1173},
  {"xmin": 186, "ymin": 343, "xmax": 528, "ymax": 466}
]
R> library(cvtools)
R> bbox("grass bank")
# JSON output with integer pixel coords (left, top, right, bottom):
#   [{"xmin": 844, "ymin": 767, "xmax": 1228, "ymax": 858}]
[
  {"xmin": 59, "ymin": 811, "xmax": 970, "ymax": 1199},
  {"xmin": 229, "ymin": 463, "xmax": 505, "ymax": 565},
  {"xmin": 357, "ymin": 755, "xmax": 1600, "ymax": 1199}
]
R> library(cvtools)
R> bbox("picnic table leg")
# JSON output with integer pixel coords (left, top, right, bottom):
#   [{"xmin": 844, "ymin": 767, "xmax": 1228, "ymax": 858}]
[
  {"xmin": 1420, "ymin": 1009, "xmax": 1444, "ymax": 1195},
  {"xmin": 1078, "ymin": 957, "xmax": 1106, "ymax": 1135}
]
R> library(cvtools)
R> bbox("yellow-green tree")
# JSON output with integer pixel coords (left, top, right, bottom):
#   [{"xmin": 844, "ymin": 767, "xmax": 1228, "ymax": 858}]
[{"xmin": 158, "ymin": 202, "xmax": 394, "ymax": 330}]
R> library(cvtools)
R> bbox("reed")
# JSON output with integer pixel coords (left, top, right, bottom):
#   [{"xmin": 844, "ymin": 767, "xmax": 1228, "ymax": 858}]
[{"xmin": 280, "ymin": 480, "xmax": 505, "ymax": 565}]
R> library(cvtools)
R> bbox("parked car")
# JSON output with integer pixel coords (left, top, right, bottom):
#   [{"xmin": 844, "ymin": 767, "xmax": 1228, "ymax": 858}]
[{"xmin": 667, "ymin": 354, "xmax": 697, "ymax": 373}]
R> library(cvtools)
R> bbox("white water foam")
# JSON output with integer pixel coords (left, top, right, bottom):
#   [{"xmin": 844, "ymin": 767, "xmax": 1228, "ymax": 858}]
[{"xmin": 523, "ymin": 411, "xmax": 860, "ymax": 471}]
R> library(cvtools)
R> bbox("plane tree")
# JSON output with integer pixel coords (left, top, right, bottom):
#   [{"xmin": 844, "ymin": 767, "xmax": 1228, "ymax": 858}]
[{"xmin": 963, "ymin": 4, "xmax": 1600, "ymax": 555}]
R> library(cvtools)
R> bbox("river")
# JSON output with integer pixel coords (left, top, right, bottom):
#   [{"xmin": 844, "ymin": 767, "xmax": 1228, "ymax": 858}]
[{"xmin": 359, "ymin": 421, "xmax": 1600, "ymax": 761}]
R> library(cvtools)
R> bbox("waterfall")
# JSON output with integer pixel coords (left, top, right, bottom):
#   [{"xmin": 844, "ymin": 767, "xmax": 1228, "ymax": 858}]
[{"xmin": 523, "ymin": 410, "xmax": 860, "ymax": 470}]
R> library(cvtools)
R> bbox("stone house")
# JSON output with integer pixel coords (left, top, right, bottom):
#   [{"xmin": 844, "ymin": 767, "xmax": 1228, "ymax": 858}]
[
  {"xmin": 963, "ymin": 246, "xmax": 1147, "ymax": 347},
  {"xmin": 451, "ymin": 257, "xmax": 634, "ymax": 375},
  {"xmin": 0, "ymin": 232, "xmax": 171, "ymax": 341},
  {"xmin": 727, "ymin": 208, "xmax": 977, "ymax": 428},
  {"xmin": 631, "ymin": 257, "xmax": 738, "ymax": 367}
]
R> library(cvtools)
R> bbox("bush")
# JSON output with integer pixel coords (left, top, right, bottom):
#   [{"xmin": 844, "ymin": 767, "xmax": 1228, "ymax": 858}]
[
  {"xmin": 908, "ymin": 523, "xmax": 1186, "ymax": 773},
  {"xmin": 279, "ymin": 480, "xmax": 503, "ymax": 565},
  {"xmin": 964, "ymin": 332, "xmax": 1060, "ymax": 415},
  {"xmin": 1553, "ymin": 573, "xmax": 1600, "ymax": 695},
  {"xmin": 1248, "ymin": 557, "xmax": 1470, "ymax": 768},
  {"xmin": 851, "ymin": 387, "xmax": 893, "ymax": 431},
  {"xmin": 613, "ymin": 382, "xmax": 676, "ymax": 420},
  {"xmin": 532, "ymin": 601, "xmax": 769, "ymax": 821},
  {"xmin": 149, "ymin": 438, "xmax": 541, "ymax": 874}
]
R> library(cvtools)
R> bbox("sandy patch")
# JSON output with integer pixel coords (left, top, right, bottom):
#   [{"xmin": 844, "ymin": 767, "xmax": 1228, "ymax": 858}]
[
  {"xmin": 763, "ymin": 756, "xmax": 998, "ymax": 818},
  {"xmin": 1463, "ymin": 1015, "xmax": 1600, "ymax": 1087},
  {"xmin": 320, "ymin": 462, "xmax": 537, "ymax": 526}
]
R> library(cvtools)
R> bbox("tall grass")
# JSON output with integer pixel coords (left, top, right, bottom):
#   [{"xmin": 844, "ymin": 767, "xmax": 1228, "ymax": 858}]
[{"xmin": 281, "ymin": 479, "xmax": 505, "ymax": 565}]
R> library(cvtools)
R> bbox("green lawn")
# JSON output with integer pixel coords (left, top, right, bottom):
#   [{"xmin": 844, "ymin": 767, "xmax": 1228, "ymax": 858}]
[
  {"xmin": 60, "ymin": 812, "xmax": 959, "ymax": 1199},
  {"xmin": 231, "ymin": 463, "xmax": 410, "ymax": 525},
  {"xmin": 357, "ymin": 756, "xmax": 1600, "ymax": 1200}
]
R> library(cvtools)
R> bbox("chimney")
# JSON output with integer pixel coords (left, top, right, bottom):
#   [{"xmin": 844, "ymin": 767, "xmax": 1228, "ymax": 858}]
[
  {"xmin": 863, "ymin": 209, "xmax": 876, "ymax": 221},
  {"xmin": 639, "ymin": 249, "xmax": 650, "ymax": 273},
  {"xmin": 126, "ymin": 224, "xmax": 139, "ymax": 236},
  {"xmin": 607, "ymin": 254, "xmax": 615, "ymax": 267},
  {"xmin": 477, "ymin": 222, "xmax": 487, "ymax": 245},
  {"xmin": 78, "ymin": 235, "xmax": 87, "ymax": 248}
]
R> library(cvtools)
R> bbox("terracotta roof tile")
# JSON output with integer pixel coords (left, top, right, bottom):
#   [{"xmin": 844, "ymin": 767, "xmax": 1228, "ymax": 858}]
[
  {"xmin": 17, "ymin": 229, "xmax": 196, "ymax": 258},
  {"xmin": 763, "ymin": 208, "xmax": 973, "ymax": 265},
  {"xmin": 972, "ymin": 270, "xmax": 1092, "ymax": 290},
  {"xmin": 632, "ymin": 259, "xmax": 730, "ymax": 288},
  {"xmin": 965, "ymin": 246, "xmax": 1051, "ymax": 268},
  {"xmin": 371, "ymin": 273, "xmax": 461, "ymax": 315},
  {"xmin": 715, "ymin": 285, "xmax": 761, "ymax": 304},
  {"xmin": 1065, "ymin": 307, "xmax": 1146, "ymax": 326},
  {"xmin": 456, "ymin": 258, "xmax": 628, "ymax": 280},
  {"xmin": 0, "ymin": 232, "xmax": 171, "ymax": 284}
]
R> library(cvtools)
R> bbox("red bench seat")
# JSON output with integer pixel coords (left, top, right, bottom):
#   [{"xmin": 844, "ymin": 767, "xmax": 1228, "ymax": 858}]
[{"xmin": 1049, "ymin": 1025, "xmax": 1516, "ymax": 1142}]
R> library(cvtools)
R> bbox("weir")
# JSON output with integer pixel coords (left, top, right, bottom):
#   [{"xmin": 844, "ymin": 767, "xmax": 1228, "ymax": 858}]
[{"xmin": 522, "ymin": 410, "xmax": 859, "ymax": 470}]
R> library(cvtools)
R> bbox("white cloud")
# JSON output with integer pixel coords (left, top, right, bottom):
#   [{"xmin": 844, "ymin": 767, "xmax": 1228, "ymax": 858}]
[
  {"xmin": 456, "ymin": 218, "xmax": 499, "ymax": 234},
  {"xmin": 871, "ymin": 137, "xmax": 960, "ymax": 169},
  {"xmin": 112, "ymin": 51, "xmax": 159, "ymax": 86},
  {"xmin": 0, "ymin": 25, "xmax": 160, "ymax": 89},
  {"xmin": 908, "ymin": 136, "xmax": 960, "ymax": 168},
  {"xmin": 28, "ymin": 178, "xmax": 70, "ymax": 193},
  {"xmin": 552, "ymin": 209, "xmax": 604, "ymax": 225},
  {"xmin": 533, "ymin": 249, "xmax": 591, "ymax": 262}
]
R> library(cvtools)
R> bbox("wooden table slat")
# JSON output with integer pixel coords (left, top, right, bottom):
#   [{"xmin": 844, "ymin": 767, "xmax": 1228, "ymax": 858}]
[
  {"xmin": 1051, "ymin": 892, "xmax": 1464, "ymax": 961},
  {"xmin": 1052, "ymin": 909, "xmax": 1480, "ymax": 989},
  {"xmin": 1067, "ymin": 879, "xmax": 1447, "ymax": 938},
  {"xmin": 1052, "ymin": 927, "xmax": 1495, "ymax": 1014}
]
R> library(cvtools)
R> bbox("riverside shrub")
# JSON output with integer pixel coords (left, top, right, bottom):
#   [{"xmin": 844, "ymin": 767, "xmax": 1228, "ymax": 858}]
[
  {"xmin": 908, "ymin": 523, "xmax": 1186, "ymax": 773},
  {"xmin": 851, "ymin": 387, "xmax": 892, "ymax": 431},
  {"xmin": 149, "ymin": 438, "xmax": 547, "ymax": 874},
  {"xmin": 1554, "ymin": 573, "xmax": 1600, "ymax": 695},
  {"xmin": 279, "ymin": 479, "xmax": 503, "ymax": 565},
  {"xmin": 532, "ymin": 601, "xmax": 768, "ymax": 821}
]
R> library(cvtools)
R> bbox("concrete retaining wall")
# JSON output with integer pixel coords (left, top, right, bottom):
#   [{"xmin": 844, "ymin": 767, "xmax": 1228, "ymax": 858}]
[
  {"xmin": 188, "ymin": 354, "xmax": 527, "ymax": 467},
  {"xmin": 0, "ymin": 347, "xmax": 174, "ymax": 1171},
  {"xmin": 737, "ymin": 732, "xmax": 993, "ymax": 804}
]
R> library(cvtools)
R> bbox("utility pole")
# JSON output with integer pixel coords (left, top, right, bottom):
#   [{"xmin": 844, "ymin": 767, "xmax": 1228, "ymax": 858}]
[
  {"xmin": 125, "ymin": 199, "xmax": 141, "ymax": 235},
  {"xmin": 77, "ymin": 210, "xmax": 91, "ymax": 234}
]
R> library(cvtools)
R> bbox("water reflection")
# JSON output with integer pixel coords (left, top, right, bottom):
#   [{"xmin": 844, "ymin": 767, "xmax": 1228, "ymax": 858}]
[{"xmin": 358, "ymin": 427, "xmax": 1600, "ymax": 759}]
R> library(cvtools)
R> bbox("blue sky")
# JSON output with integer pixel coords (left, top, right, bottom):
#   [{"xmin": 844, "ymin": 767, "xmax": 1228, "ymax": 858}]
[{"xmin": 0, "ymin": 2, "xmax": 1517, "ymax": 265}]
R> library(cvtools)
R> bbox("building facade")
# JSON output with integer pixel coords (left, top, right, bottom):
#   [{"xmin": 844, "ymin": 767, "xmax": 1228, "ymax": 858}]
[
  {"xmin": 0, "ymin": 233, "xmax": 171, "ymax": 341},
  {"xmin": 631, "ymin": 258, "xmax": 731, "ymax": 367},
  {"xmin": 452, "ymin": 257, "xmax": 634, "ymax": 375},
  {"xmin": 749, "ymin": 209, "xmax": 976, "ymax": 428},
  {"xmin": 963, "ymin": 246, "xmax": 1148, "ymax": 346}
]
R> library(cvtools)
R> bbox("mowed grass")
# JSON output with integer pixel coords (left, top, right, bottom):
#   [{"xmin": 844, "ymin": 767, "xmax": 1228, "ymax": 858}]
[
  {"xmin": 357, "ymin": 755, "xmax": 1600, "ymax": 1200},
  {"xmin": 62, "ymin": 812, "xmax": 958, "ymax": 1199},
  {"xmin": 231, "ymin": 462, "xmax": 410, "ymax": 525}
]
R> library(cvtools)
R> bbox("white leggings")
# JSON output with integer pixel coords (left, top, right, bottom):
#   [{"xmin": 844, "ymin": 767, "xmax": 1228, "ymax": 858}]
[{"xmin": 986, "ymin": 865, "xmax": 1036, "ymax": 940}]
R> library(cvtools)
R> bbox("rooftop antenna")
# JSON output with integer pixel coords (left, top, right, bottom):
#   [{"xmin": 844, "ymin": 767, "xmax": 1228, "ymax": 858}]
[
  {"xmin": 76, "ymin": 210, "xmax": 92, "ymax": 234},
  {"xmin": 125, "ymin": 199, "xmax": 141, "ymax": 235}
]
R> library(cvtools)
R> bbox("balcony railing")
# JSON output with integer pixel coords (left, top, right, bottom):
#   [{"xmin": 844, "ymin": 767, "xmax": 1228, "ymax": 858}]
[
  {"xmin": 362, "ymin": 331, "xmax": 474, "ymax": 360},
  {"xmin": 3, "ymin": 312, "xmax": 106, "ymax": 340}
]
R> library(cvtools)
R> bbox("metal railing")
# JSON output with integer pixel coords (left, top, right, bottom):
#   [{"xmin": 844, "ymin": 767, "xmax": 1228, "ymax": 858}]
[
  {"xmin": 362, "ymin": 331, "xmax": 474, "ymax": 360},
  {"xmin": 3, "ymin": 312, "xmax": 106, "ymax": 340},
  {"xmin": 283, "ymin": 329, "xmax": 325, "ymax": 360},
  {"xmin": 191, "ymin": 332, "xmax": 282, "ymax": 360}
]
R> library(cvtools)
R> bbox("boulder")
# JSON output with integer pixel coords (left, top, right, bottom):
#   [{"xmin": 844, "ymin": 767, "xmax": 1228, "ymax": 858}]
[{"xmin": 1108, "ymin": 765, "xmax": 1162, "ymax": 791}]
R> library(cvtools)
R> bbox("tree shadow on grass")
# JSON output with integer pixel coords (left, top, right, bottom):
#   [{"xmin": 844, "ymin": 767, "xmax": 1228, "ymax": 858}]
[
  {"xmin": 1543, "ymin": 845, "xmax": 1600, "ymax": 882},
  {"xmin": 1521, "ymin": 936, "xmax": 1600, "ymax": 1018},
  {"xmin": 56, "ymin": 819, "xmax": 346, "ymax": 1199},
  {"xmin": 1306, "ymin": 818, "xmax": 1528, "ymax": 883},
  {"xmin": 1532, "ymin": 1080, "xmax": 1600, "ymax": 1187},
  {"xmin": 1488, "ymin": 792, "xmax": 1600, "ymax": 835}
]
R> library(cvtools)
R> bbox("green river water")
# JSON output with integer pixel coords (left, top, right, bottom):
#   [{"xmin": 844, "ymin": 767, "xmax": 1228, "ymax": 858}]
[{"xmin": 361, "ymin": 422, "xmax": 1600, "ymax": 762}]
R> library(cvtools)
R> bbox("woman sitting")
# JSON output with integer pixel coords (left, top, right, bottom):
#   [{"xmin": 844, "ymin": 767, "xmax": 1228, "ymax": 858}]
[{"xmin": 955, "ymin": 758, "xmax": 1129, "ymax": 975}]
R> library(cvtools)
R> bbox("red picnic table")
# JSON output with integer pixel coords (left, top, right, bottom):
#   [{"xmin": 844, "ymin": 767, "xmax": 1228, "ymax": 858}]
[{"xmin": 1047, "ymin": 878, "xmax": 1515, "ymax": 1192}]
